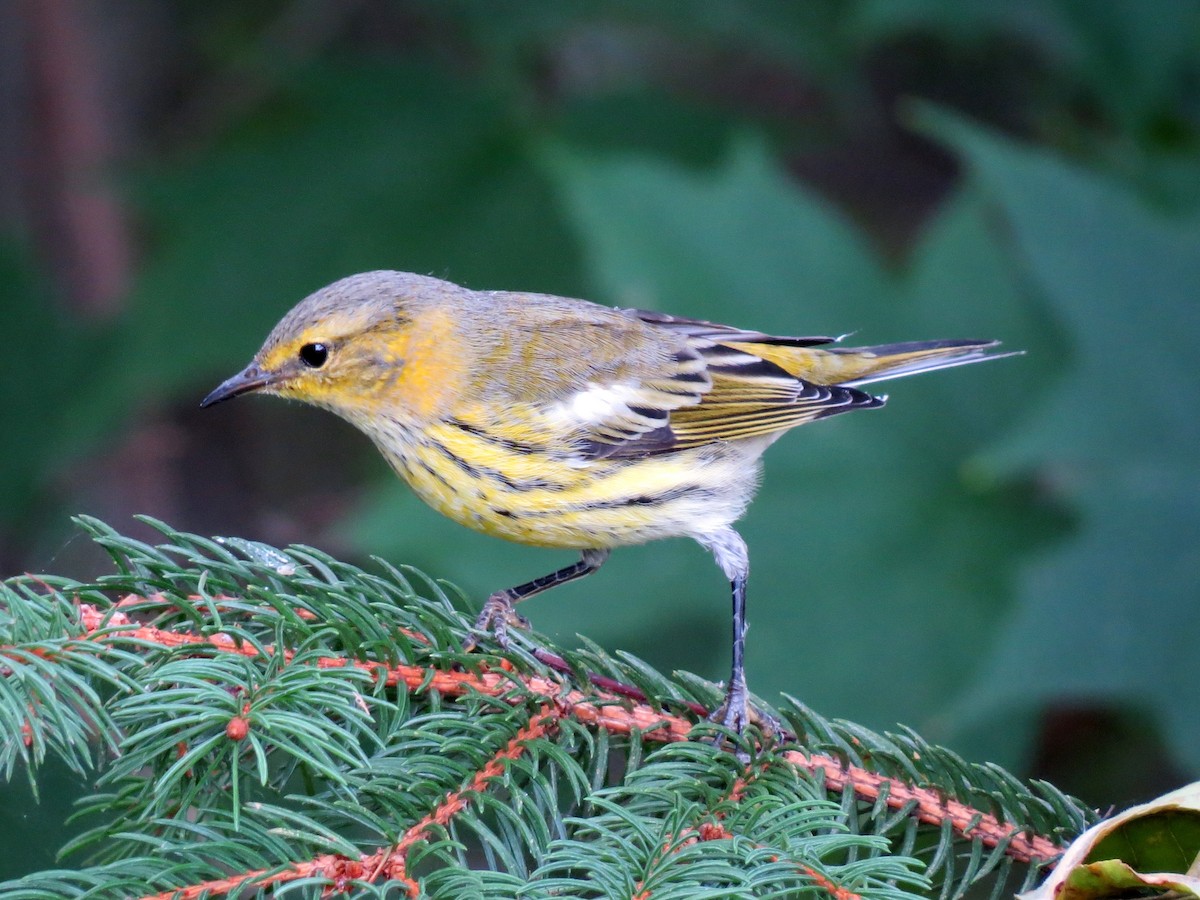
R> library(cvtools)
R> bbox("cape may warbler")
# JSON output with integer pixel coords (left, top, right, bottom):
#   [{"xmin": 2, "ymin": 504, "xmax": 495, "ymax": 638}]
[{"xmin": 203, "ymin": 271, "xmax": 1011, "ymax": 733}]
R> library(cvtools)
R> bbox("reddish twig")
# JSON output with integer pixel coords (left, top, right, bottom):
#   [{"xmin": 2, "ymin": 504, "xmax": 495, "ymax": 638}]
[
  {"xmin": 378, "ymin": 706, "xmax": 558, "ymax": 893},
  {"xmin": 138, "ymin": 707, "xmax": 560, "ymax": 899},
  {"xmin": 77, "ymin": 604, "xmax": 693, "ymax": 741},
  {"xmin": 785, "ymin": 751, "xmax": 1060, "ymax": 859}
]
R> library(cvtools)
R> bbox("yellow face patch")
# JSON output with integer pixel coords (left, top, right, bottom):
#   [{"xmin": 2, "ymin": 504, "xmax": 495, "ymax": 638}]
[
  {"xmin": 255, "ymin": 305, "xmax": 465, "ymax": 424},
  {"xmin": 388, "ymin": 306, "xmax": 466, "ymax": 420}
]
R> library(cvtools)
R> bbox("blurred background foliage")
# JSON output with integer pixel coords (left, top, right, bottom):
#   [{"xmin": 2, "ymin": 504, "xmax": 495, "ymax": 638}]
[{"xmin": 1, "ymin": 0, "xmax": 1197, "ymax": 879}]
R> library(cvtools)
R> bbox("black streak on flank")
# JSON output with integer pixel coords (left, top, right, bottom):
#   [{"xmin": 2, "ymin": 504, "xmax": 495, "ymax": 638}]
[
  {"xmin": 430, "ymin": 437, "xmax": 561, "ymax": 492},
  {"xmin": 414, "ymin": 458, "xmax": 454, "ymax": 491},
  {"xmin": 589, "ymin": 485, "xmax": 710, "ymax": 510},
  {"xmin": 447, "ymin": 418, "xmax": 549, "ymax": 455}
]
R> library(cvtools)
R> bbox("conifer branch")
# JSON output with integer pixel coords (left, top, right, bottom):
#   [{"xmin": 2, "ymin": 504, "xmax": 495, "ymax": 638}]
[
  {"xmin": 135, "ymin": 707, "xmax": 560, "ymax": 899},
  {"xmin": 0, "ymin": 517, "xmax": 1097, "ymax": 898},
  {"xmin": 629, "ymin": 758, "xmax": 866, "ymax": 900},
  {"xmin": 74, "ymin": 595, "xmax": 1062, "ymax": 865}
]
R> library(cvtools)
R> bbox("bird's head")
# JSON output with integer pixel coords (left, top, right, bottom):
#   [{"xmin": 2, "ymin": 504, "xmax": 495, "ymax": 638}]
[{"xmin": 201, "ymin": 271, "xmax": 463, "ymax": 422}]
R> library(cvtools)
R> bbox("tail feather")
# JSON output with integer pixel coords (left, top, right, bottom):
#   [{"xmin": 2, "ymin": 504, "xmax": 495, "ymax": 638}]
[
  {"xmin": 825, "ymin": 339, "xmax": 1017, "ymax": 387},
  {"xmin": 705, "ymin": 335, "xmax": 1018, "ymax": 388}
]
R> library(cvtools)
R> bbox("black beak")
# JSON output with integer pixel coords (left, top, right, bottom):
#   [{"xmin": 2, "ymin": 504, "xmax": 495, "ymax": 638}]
[{"xmin": 200, "ymin": 365, "xmax": 278, "ymax": 408}]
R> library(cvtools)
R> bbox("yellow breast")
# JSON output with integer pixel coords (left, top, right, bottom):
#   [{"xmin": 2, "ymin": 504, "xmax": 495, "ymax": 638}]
[{"xmin": 367, "ymin": 418, "xmax": 761, "ymax": 550}]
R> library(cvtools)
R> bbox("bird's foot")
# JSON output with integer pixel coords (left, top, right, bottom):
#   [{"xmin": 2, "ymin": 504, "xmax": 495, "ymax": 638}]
[
  {"xmin": 708, "ymin": 693, "xmax": 752, "ymax": 734},
  {"xmin": 461, "ymin": 591, "xmax": 530, "ymax": 653},
  {"xmin": 707, "ymin": 681, "xmax": 782, "ymax": 759}
]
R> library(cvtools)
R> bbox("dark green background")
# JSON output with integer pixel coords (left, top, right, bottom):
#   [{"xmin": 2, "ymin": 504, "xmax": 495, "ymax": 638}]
[{"xmin": 3, "ymin": 0, "xmax": 1197, "ymax": 879}]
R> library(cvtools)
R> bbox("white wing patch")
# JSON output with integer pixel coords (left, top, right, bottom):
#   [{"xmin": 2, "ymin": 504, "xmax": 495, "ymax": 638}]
[
  {"xmin": 534, "ymin": 350, "xmax": 709, "ymax": 461},
  {"xmin": 547, "ymin": 381, "xmax": 648, "ymax": 428}
]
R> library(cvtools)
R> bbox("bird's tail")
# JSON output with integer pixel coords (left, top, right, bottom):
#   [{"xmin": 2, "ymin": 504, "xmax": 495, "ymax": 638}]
[
  {"xmin": 757, "ymin": 339, "xmax": 1015, "ymax": 388},
  {"xmin": 830, "ymin": 339, "xmax": 1018, "ymax": 387}
]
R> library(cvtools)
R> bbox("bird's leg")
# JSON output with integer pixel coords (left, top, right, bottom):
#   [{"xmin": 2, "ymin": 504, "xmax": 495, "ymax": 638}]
[
  {"xmin": 698, "ymin": 527, "xmax": 780, "ymax": 743},
  {"xmin": 464, "ymin": 548, "xmax": 610, "ymax": 651},
  {"xmin": 710, "ymin": 572, "xmax": 752, "ymax": 733}
]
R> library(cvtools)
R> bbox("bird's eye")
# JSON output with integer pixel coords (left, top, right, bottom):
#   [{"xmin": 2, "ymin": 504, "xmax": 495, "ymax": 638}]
[{"xmin": 299, "ymin": 342, "xmax": 329, "ymax": 368}]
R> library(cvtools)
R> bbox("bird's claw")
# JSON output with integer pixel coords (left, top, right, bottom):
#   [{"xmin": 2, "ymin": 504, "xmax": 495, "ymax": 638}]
[
  {"xmin": 708, "ymin": 682, "xmax": 782, "ymax": 760},
  {"xmin": 708, "ymin": 697, "xmax": 752, "ymax": 733},
  {"xmin": 462, "ymin": 592, "xmax": 530, "ymax": 653}
]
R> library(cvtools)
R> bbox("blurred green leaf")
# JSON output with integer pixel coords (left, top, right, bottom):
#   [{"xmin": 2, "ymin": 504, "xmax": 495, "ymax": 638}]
[
  {"xmin": 919, "ymin": 108, "xmax": 1200, "ymax": 773},
  {"xmin": 541, "ymin": 136, "xmax": 889, "ymax": 325}
]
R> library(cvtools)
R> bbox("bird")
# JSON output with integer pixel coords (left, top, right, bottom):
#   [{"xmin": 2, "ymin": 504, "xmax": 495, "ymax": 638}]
[{"xmin": 202, "ymin": 270, "xmax": 1012, "ymax": 735}]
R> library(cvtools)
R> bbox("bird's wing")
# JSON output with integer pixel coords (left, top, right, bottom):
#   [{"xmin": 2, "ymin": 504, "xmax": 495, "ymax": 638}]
[
  {"xmin": 456, "ymin": 303, "xmax": 877, "ymax": 461},
  {"xmin": 564, "ymin": 312, "xmax": 878, "ymax": 460},
  {"xmin": 454, "ymin": 299, "xmax": 712, "ymax": 458},
  {"xmin": 585, "ymin": 336, "xmax": 880, "ymax": 459},
  {"xmin": 513, "ymin": 342, "xmax": 714, "ymax": 458}
]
